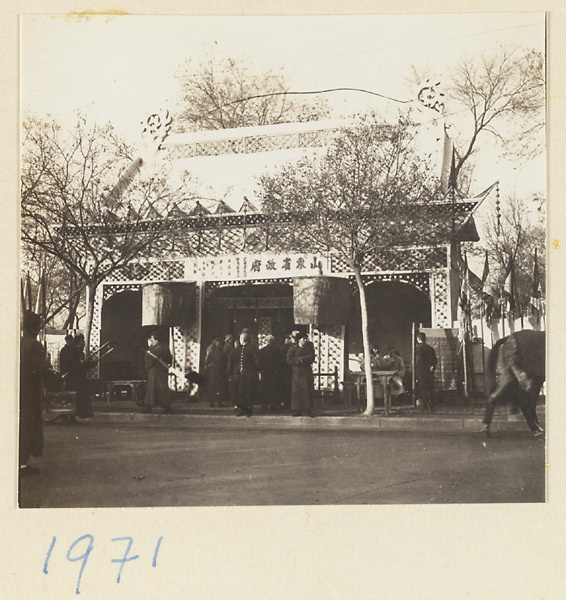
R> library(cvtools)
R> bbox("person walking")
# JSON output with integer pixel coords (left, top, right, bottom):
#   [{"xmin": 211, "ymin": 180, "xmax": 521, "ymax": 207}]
[
  {"xmin": 286, "ymin": 332, "xmax": 316, "ymax": 418},
  {"xmin": 142, "ymin": 331, "xmax": 174, "ymax": 414},
  {"xmin": 228, "ymin": 331, "xmax": 260, "ymax": 417},
  {"xmin": 19, "ymin": 311, "xmax": 47, "ymax": 476},
  {"xmin": 205, "ymin": 339, "xmax": 229, "ymax": 407},
  {"xmin": 259, "ymin": 335, "xmax": 284, "ymax": 411},
  {"xmin": 415, "ymin": 332, "xmax": 438, "ymax": 411}
]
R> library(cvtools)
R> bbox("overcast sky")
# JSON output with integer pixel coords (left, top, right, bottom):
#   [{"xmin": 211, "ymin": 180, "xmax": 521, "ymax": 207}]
[{"xmin": 21, "ymin": 12, "xmax": 546, "ymax": 204}]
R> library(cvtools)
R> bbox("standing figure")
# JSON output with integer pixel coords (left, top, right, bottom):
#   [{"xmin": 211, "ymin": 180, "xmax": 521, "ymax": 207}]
[
  {"xmin": 281, "ymin": 331, "xmax": 298, "ymax": 409},
  {"xmin": 59, "ymin": 334, "xmax": 76, "ymax": 377},
  {"xmin": 415, "ymin": 332, "xmax": 438, "ymax": 411},
  {"xmin": 259, "ymin": 335, "xmax": 284, "ymax": 411},
  {"xmin": 228, "ymin": 331, "xmax": 260, "ymax": 417},
  {"xmin": 59, "ymin": 334, "xmax": 79, "ymax": 422},
  {"xmin": 223, "ymin": 334, "xmax": 235, "ymax": 360},
  {"xmin": 143, "ymin": 331, "xmax": 173, "ymax": 414},
  {"xmin": 223, "ymin": 334, "xmax": 237, "ymax": 406},
  {"xmin": 205, "ymin": 339, "xmax": 229, "ymax": 407},
  {"xmin": 286, "ymin": 332, "xmax": 316, "ymax": 418},
  {"xmin": 20, "ymin": 311, "xmax": 46, "ymax": 476},
  {"xmin": 71, "ymin": 334, "xmax": 94, "ymax": 419}
]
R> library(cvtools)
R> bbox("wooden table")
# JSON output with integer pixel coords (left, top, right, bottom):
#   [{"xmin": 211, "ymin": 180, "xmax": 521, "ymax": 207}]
[
  {"xmin": 350, "ymin": 370, "xmax": 397, "ymax": 415},
  {"xmin": 104, "ymin": 380, "xmax": 144, "ymax": 402}
]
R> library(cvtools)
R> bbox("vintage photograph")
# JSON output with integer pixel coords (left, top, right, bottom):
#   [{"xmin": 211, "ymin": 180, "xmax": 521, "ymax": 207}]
[{"xmin": 19, "ymin": 12, "xmax": 546, "ymax": 508}]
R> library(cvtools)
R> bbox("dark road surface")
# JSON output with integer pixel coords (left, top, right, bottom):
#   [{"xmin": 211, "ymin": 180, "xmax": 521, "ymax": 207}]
[{"xmin": 20, "ymin": 422, "xmax": 546, "ymax": 507}]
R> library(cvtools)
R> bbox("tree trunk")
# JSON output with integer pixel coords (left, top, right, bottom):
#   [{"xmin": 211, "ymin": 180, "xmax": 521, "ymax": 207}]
[
  {"xmin": 63, "ymin": 273, "xmax": 80, "ymax": 330},
  {"xmin": 353, "ymin": 265, "xmax": 375, "ymax": 416}
]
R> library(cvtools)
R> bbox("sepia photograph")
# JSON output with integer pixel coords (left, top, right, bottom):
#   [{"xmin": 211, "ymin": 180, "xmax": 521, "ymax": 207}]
[{"xmin": 18, "ymin": 11, "xmax": 547, "ymax": 512}]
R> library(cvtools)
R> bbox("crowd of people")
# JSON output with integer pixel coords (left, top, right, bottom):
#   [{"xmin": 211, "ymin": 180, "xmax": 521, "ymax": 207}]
[
  {"xmin": 19, "ymin": 305, "xmax": 439, "ymax": 488},
  {"xmin": 202, "ymin": 329, "xmax": 317, "ymax": 418},
  {"xmin": 19, "ymin": 312, "xmax": 439, "ymax": 481},
  {"xmin": 139, "ymin": 328, "xmax": 439, "ymax": 417}
]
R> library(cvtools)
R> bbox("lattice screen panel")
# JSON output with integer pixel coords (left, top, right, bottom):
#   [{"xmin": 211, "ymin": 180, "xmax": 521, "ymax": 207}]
[
  {"xmin": 196, "ymin": 138, "xmax": 245, "ymax": 156},
  {"xmin": 87, "ymin": 285, "xmax": 105, "ymax": 379},
  {"xmin": 184, "ymin": 284, "xmax": 201, "ymax": 373},
  {"xmin": 257, "ymin": 316, "xmax": 272, "ymax": 348},
  {"xmin": 298, "ymin": 131, "xmax": 326, "ymax": 148},
  {"xmin": 222, "ymin": 298, "xmax": 293, "ymax": 309},
  {"xmin": 331, "ymin": 247, "xmax": 447, "ymax": 274},
  {"xmin": 311, "ymin": 324, "xmax": 344, "ymax": 390},
  {"xmin": 170, "ymin": 326, "xmax": 188, "ymax": 391},
  {"xmin": 431, "ymin": 271, "xmax": 450, "ymax": 327},
  {"xmin": 164, "ymin": 127, "xmax": 336, "ymax": 159},
  {"xmin": 226, "ymin": 228, "xmax": 246, "ymax": 253},
  {"xmin": 357, "ymin": 273, "xmax": 430, "ymax": 298}
]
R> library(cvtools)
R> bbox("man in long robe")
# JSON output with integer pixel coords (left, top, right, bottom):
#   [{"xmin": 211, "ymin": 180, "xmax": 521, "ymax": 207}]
[
  {"xmin": 415, "ymin": 332, "xmax": 438, "ymax": 411},
  {"xmin": 205, "ymin": 340, "xmax": 229, "ymax": 407},
  {"xmin": 20, "ymin": 311, "xmax": 46, "ymax": 476},
  {"xmin": 286, "ymin": 332, "xmax": 316, "ymax": 418},
  {"xmin": 228, "ymin": 331, "xmax": 260, "ymax": 417},
  {"xmin": 259, "ymin": 335, "xmax": 284, "ymax": 411},
  {"xmin": 142, "ymin": 331, "xmax": 173, "ymax": 414}
]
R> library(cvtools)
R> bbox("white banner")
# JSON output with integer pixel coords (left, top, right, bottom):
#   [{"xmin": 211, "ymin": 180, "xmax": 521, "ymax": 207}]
[{"xmin": 184, "ymin": 252, "xmax": 330, "ymax": 281}]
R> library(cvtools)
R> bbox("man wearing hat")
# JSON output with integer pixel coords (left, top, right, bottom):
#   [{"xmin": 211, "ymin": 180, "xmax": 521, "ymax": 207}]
[
  {"xmin": 286, "ymin": 331, "xmax": 316, "ymax": 417},
  {"xmin": 142, "ymin": 330, "xmax": 174, "ymax": 414},
  {"xmin": 20, "ymin": 311, "xmax": 47, "ymax": 476},
  {"xmin": 280, "ymin": 332, "xmax": 297, "ymax": 410},
  {"xmin": 228, "ymin": 330, "xmax": 260, "ymax": 416}
]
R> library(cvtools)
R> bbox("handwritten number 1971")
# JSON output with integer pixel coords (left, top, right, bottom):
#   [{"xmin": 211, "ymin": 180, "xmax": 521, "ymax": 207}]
[{"xmin": 43, "ymin": 535, "xmax": 163, "ymax": 595}]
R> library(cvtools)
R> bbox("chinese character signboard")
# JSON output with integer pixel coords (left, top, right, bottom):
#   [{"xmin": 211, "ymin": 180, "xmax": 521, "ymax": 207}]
[{"xmin": 185, "ymin": 253, "xmax": 330, "ymax": 281}]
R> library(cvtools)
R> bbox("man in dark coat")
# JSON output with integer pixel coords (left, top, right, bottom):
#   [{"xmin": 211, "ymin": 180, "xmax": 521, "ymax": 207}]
[
  {"xmin": 415, "ymin": 332, "xmax": 438, "ymax": 411},
  {"xmin": 259, "ymin": 335, "xmax": 284, "ymax": 411},
  {"xmin": 205, "ymin": 339, "xmax": 229, "ymax": 407},
  {"xmin": 281, "ymin": 332, "xmax": 298, "ymax": 409},
  {"xmin": 59, "ymin": 334, "xmax": 80, "ymax": 422},
  {"xmin": 286, "ymin": 332, "xmax": 316, "ymax": 418},
  {"xmin": 142, "ymin": 331, "xmax": 173, "ymax": 414},
  {"xmin": 67, "ymin": 333, "xmax": 94, "ymax": 418},
  {"xmin": 59, "ymin": 334, "xmax": 76, "ymax": 377},
  {"xmin": 228, "ymin": 331, "xmax": 260, "ymax": 417},
  {"xmin": 222, "ymin": 334, "xmax": 237, "ymax": 406},
  {"xmin": 20, "ymin": 311, "xmax": 46, "ymax": 475}
]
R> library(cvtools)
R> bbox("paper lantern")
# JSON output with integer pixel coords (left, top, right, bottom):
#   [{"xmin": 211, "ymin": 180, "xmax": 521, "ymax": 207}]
[
  {"xmin": 142, "ymin": 282, "xmax": 196, "ymax": 327},
  {"xmin": 293, "ymin": 276, "xmax": 350, "ymax": 325}
]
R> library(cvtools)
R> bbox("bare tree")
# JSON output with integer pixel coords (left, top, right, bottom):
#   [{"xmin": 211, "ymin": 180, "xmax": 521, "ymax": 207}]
[
  {"xmin": 409, "ymin": 46, "xmax": 544, "ymax": 188},
  {"xmin": 450, "ymin": 47, "xmax": 544, "ymax": 177},
  {"xmin": 260, "ymin": 112, "xmax": 455, "ymax": 415},
  {"xmin": 466, "ymin": 192, "xmax": 545, "ymax": 314},
  {"xmin": 21, "ymin": 113, "xmax": 186, "ymax": 350},
  {"xmin": 173, "ymin": 49, "xmax": 330, "ymax": 132}
]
